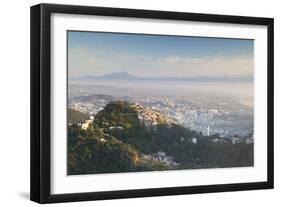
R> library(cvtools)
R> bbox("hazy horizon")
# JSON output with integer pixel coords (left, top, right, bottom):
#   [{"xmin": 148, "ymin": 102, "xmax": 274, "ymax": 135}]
[{"xmin": 70, "ymin": 71, "xmax": 253, "ymax": 80}]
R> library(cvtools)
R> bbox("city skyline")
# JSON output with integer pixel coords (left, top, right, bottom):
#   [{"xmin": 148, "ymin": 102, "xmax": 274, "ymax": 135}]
[{"xmin": 68, "ymin": 31, "xmax": 254, "ymax": 78}]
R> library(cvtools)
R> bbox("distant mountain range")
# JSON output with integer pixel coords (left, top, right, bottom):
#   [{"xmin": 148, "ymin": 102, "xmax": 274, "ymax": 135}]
[{"xmin": 71, "ymin": 72, "xmax": 253, "ymax": 82}]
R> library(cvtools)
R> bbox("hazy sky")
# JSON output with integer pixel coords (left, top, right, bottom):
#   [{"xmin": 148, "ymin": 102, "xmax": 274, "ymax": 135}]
[{"xmin": 68, "ymin": 31, "xmax": 254, "ymax": 78}]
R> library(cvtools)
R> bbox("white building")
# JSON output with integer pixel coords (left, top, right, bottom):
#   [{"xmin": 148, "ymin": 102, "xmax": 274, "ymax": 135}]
[
  {"xmin": 231, "ymin": 137, "xmax": 241, "ymax": 144},
  {"xmin": 81, "ymin": 119, "xmax": 93, "ymax": 130},
  {"xmin": 192, "ymin": 137, "xmax": 197, "ymax": 144}
]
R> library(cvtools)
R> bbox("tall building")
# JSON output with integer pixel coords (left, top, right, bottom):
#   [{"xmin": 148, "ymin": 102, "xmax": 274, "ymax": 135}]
[{"xmin": 74, "ymin": 103, "xmax": 78, "ymax": 111}]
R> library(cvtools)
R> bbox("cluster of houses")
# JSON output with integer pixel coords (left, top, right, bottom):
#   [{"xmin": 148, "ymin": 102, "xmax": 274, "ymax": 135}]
[
  {"xmin": 179, "ymin": 135, "xmax": 254, "ymax": 145},
  {"xmin": 68, "ymin": 115, "xmax": 95, "ymax": 130},
  {"xmin": 180, "ymin": 137, "xmax": 198, "ymax": 144},
  {"xmin": 109, "ymin": 126, "xmax": 123, "ymax": 130},
  {"xmin": 211, "ymin": 136, "xmax": 254, "ymax": 145},
  {"xmin": 141, "ymin": 151, "xmax": 179, "ymax": 166},
  {"xmin": 230, "ymin": 136, "xmax": 254, "ymax": 144},
  {"xmin": 81, "ymin": 119, "xmax": 93, "ymax": 130},
  {"xmin": 134, "ymin": 103, "xmax": 177, "ymax": 126}
]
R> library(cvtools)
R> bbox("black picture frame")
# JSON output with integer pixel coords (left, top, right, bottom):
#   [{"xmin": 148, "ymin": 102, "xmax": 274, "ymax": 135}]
[{"xmin": 30, "ymin": 3, "xmax": 274, "ymax": 204}]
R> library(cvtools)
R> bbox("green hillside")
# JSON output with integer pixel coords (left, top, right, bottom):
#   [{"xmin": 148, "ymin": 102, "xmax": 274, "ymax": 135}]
[
  {"xmin": 94, "ymin": 101, "xmax": 141, "ymax": 129},
  {"xmin": 67, "ymin": 101, "xmax": 253, "ymax": 175},
  {"xmin": 68, "ymin": 135, "xmax": 139, "ymax": 175},
  {"xmin": 68, "ymin": 108, "xmax": 88, "ymax": 123}
]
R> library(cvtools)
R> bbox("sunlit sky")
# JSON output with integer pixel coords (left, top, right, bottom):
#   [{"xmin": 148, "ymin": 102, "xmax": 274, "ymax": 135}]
[{"xmin": 68, "ymin": 31, "xmax": 254, "ymax": 78}]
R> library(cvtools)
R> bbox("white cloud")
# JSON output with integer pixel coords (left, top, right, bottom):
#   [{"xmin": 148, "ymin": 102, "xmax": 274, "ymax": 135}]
[
  {"xmin": 68, "ymin": 46, "xmax": 253, "ymax": 78},
  {"xmin": 68, "ymin": 47, "xmax": 102, "ymax": 77}
]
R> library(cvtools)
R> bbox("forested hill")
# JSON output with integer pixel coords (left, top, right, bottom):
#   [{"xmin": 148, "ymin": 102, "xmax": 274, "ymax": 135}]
[
  {"xmin": 94, "ymin": 101, "xmax": 141, "ymax": 129},
  {"xmin": 67, "ymin": 101, "xmax": 253, "ymax": 175},
  {"xmin": 94, "ymin": 101, "xmax": 177, "ymax": 129}
]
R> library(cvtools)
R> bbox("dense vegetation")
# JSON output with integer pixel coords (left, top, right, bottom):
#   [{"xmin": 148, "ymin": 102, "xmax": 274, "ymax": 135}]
[
  {"xmin": 94, "ymin": 101, "xmax": 141, "ymax": 129},
  {"xmin": 68, "ymin": 101, "xmax": 253, "ymax": 175}
]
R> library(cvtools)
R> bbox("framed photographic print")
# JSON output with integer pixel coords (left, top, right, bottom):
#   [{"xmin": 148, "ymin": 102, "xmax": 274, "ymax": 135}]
[{"xmin": 30, "ymin": 3, "xmax": 274, "ymax": 203}]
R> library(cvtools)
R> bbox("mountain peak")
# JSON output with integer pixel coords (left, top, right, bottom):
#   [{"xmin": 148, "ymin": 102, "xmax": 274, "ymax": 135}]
[
  {"xmin": 101, "ymin": 72, "xmax": 135, "ymax": 79},
  {"xmin": 73, "ymin": 72, "xmax": 252, "ymax": 83}
]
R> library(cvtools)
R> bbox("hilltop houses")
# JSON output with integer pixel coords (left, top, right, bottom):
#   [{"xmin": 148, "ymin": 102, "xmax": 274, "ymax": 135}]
[
  {"xmin": 81, "ymin": 119, "xmax": 93, "ymax": 130},
  {"xmin": 152, "ymin": 151, "xmax": 179, "ymax": 166},
  {"xmin": 141, "ymin": 151, "xmax": 179, "ymax": 166},
  {"xmin": 134, "ymin": 103, "xmax": 177, "ymax": 127}
]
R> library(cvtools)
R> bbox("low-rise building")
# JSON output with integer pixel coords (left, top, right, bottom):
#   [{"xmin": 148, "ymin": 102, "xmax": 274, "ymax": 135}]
[{"xmin": 81, "ymin": 119, "xmax": 93, "ymax": 130}]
